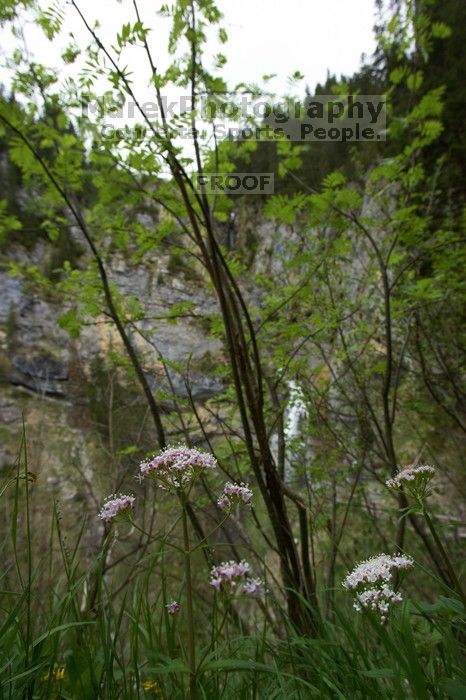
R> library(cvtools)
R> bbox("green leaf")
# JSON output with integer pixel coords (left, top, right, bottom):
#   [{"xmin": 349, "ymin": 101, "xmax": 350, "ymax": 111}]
[
  {"xmin": 200, "ymin": 658, "xmax": 271, "ymax": 673},
  {"xmin": 431, "ymin": 22, "xmax": 452, "ymax": 39},
  {"xmin": 362, "ymin": 668, "xmax": 397, "ymax": 678},
  {"xmin": 439, "ymin": 679, "xmax": 466, "ymax": 700},
  {"xmin": 58, "ymin": 309, "xmax": 83, "ymax": 338}
]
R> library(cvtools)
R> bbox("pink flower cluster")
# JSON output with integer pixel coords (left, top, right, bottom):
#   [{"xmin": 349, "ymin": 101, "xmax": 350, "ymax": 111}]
[
  {"xmin": 165, "ymin": 600, "xmax": 180, "ymax": 615},
  {"xmin": 139, "ymin": 445, "xmax": 217, "ymax": 489},
  {"xmin": 217, "ymin": 482, "xmax": 253, "ymax": 509},
  {"xmin": 210, "ymin": 560, "xmax": 264, "ymax": 597},
  {"xmin": 386, "ymin": 465, "xmax": 435, "ymax": 490},
  {"xmin": 98, "ymin": 494, "xmax": 135, "ymax": 523},
  {"xmin": 343, "ymin": 553, "xmax": 414, "ymax": 622},
  {"xmin": 242, "ymin": 577, "xmax": 264, "ymax": 596}
]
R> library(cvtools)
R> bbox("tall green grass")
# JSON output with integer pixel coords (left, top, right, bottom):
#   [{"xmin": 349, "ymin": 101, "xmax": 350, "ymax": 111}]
[{"xmin": 0, "ymin": 440, "xmax": 464, "ymax": 699}]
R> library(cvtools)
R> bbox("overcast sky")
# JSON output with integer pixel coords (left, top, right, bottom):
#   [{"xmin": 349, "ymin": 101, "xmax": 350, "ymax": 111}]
[
  {"xmin": 216, "ymin": 0, "xmax": 377, "ymax": 93},
  {"xmin": 1, "ymin": 0, "xmax": 377, "ymax": 98}
]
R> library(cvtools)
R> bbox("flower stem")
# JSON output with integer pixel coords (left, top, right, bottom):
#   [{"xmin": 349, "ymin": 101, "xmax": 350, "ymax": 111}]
[
  {"xmin": 180, "ymin": 492, "xmax": 197, "ymax": 699},
  {"xmin": 423, "ymin": 508, "xmax": 466, "ymax": 609},
  {"xmin": 129, "ymin": 516, "xmax": 184, "ymax": 552}
]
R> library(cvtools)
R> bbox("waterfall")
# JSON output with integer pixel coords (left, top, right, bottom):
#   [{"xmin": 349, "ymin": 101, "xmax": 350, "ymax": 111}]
[{"xmin": 270, "ymin": 380, "xmax": 310, "ymax": 484}]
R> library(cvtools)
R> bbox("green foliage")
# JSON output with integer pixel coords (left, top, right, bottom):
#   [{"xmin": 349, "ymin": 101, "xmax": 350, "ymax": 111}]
[
  {"xmin": 1, "ymin": 451, "xmax": 465, "ymax": 698},
  {"xmin": 0, "ymin": 198, "xmax": 22, "ymax": 242},
  {"xmin": 0, "ymin": 1, "xmax": 465, "ymax": 695},
  {"xmin": 36, "ymin": 2, "xmax": 65, "ymax": 40}
]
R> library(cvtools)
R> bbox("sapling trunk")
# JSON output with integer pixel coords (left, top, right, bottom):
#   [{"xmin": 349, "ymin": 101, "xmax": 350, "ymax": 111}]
[{"xmin": 180, "ymin": 492, "xmax": 197, "ymax": 699}]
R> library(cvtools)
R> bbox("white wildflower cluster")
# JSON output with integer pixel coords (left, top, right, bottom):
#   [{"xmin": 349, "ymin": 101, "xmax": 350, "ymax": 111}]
[
  {"xmin": 386, "ymin": 465, "xmax": 435, "ymax": 489},
  {"xmin": 139, "ymin": 445, "xmax": 217, "ymax": 490},
  {"xmin": 210, "ymin": 560, "xmax": 264, "ymax": 597},
  {"xmin": 217, "ymin": 482, "xmax": 253, "ymax": 509},
  {"xmin": 343, "ymin": 553, "xmax": 414, "ymax": 622},
  {"xmin": 97, "ymin": 494, "xmax": 135, "ymax": 523},
  {"xmin": 353, "ymin": 586, "xmax": 402, "ymax": 615},
  {"xmin": 386, "ymin": 465, "xmax": 435, "ymax": 502}
]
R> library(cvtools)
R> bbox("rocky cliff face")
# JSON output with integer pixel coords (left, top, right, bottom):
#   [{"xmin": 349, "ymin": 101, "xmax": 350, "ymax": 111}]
[
  {"xmin": 0, "ymin": 204, "xmax": 297, "ymax": 560},
  {"xmin": 0, "ymin": 236, "xmax": 228, "ymax": 543},
  {"xmin": 0, "ymin": 204, "xmax": 288, "ymax": 413}
]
